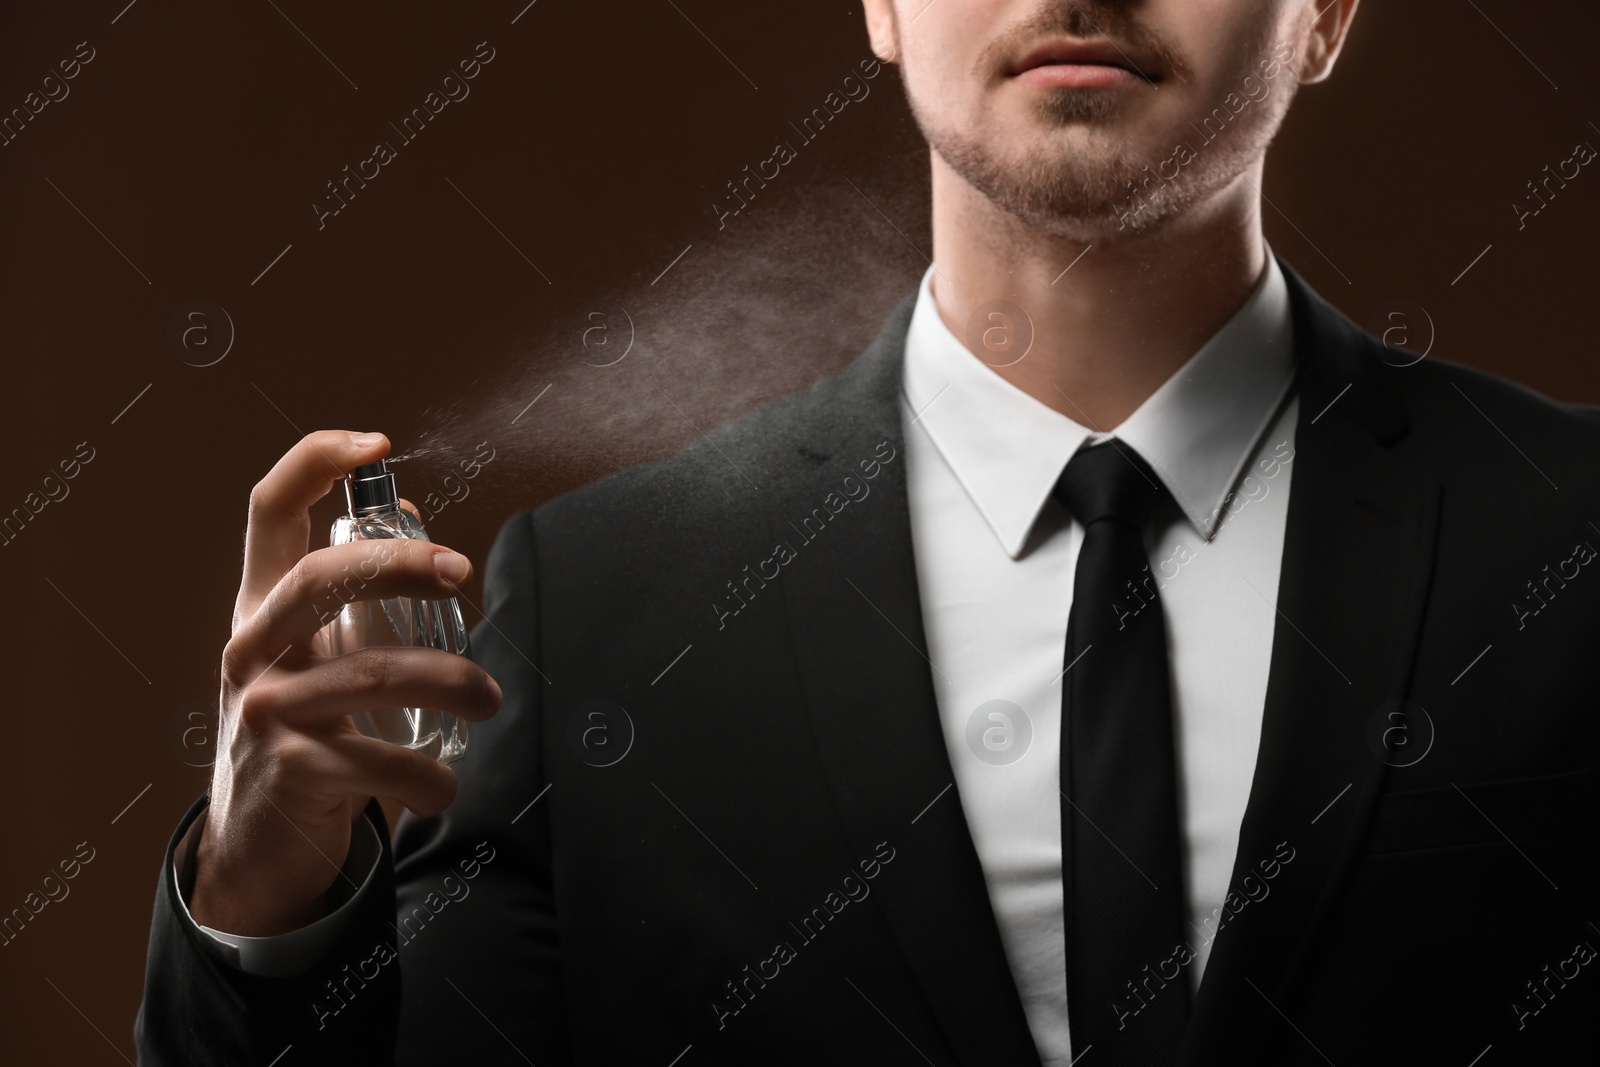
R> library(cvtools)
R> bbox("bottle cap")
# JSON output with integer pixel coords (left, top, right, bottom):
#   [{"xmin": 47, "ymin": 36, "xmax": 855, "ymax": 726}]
[{"xmin": 346, "ymin": 459, "xmax": 399, "ymax": 516}]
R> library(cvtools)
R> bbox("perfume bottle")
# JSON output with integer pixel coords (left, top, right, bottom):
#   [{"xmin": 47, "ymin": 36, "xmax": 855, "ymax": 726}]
[{"xmin": 323, "ymin": 458, "xmax": 470, "ymax": 764}]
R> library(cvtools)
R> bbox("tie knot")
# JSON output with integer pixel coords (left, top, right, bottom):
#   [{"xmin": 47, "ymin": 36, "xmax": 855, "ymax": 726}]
[{"xmin": 1052, "ymin": 442, "xmax": 1166, "ymax": 529}]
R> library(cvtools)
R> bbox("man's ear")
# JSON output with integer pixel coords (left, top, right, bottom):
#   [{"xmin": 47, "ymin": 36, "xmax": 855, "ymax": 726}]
[
  {"xmin": 1297, "ymin": 0, "xmax": 1360, "ymax": 84},
  {"xmin": 862, "ymin": 0, "xmax": 898, "ymax": 63}
]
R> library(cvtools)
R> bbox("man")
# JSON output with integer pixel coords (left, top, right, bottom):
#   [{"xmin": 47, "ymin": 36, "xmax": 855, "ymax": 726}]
[{"xmin": 137, "ymin": 0, "xmax": 1599, "ymax": 1063}]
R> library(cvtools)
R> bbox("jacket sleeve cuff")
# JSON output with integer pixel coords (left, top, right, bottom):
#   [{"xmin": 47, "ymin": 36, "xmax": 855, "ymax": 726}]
[{"xmin": 169, "ymin": 801, "xmax": 383, "ymax": 978}]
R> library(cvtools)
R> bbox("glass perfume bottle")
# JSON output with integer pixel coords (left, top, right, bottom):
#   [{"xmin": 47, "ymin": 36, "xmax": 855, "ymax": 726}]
[{"xmin": 323, "ymin": 458, "xmax": 469, "ymax": 764}]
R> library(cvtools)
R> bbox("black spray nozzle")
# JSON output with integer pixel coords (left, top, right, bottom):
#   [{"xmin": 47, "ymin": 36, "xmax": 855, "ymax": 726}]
[{"xmin": 346, "ymin": 459, "xmax": 399, "ymax": 516}]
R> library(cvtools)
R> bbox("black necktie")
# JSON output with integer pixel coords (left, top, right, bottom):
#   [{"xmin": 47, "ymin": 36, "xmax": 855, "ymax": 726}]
[{"xmin": 1053, "ymin": 441, "xmax": 1190, "ymax": 1063}]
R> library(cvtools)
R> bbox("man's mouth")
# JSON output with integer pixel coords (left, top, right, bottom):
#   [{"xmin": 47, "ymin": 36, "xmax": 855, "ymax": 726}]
[{"xmin": 1009, "ymin": 38, "xmax": 1152, "ymax": 89}]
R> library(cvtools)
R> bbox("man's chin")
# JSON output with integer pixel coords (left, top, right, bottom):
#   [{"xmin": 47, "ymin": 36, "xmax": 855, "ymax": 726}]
[
  {"xmin": 955, "ymin": 151, "xmax": 1170, "ymax": 236},
  {"xmin": 923, "ymin": 108, "xmax": 1191, "ymax": 238}
]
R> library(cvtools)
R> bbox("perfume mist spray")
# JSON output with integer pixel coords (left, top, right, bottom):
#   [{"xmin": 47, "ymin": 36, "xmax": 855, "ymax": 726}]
[{"xmin": 324, "ymin": 458, "xmax": 469, "ymax": 764}]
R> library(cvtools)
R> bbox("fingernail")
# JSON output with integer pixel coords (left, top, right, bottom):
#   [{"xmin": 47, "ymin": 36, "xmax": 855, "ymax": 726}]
[
  {"xmin": 351, "ymin": 432, "xmax": 385, "ymax": 448},
  {"xmin": 434, "ymin": 551, "xmax": 469, "ymax": 583},
  {"xmin": 486, "ymin": 674, "xmax": 503, "ymax": 705}
]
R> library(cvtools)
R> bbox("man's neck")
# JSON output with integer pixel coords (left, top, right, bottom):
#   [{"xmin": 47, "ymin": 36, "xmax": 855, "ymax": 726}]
[{"xmin": 928, "ymin": 152, "xmax": 1270, "ymax": 431}]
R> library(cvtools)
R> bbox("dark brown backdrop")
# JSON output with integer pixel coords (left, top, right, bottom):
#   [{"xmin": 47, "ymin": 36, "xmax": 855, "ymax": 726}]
[{"xmin": 3, "ymin": 1, "xmax": 1596, "ymax": 1060}]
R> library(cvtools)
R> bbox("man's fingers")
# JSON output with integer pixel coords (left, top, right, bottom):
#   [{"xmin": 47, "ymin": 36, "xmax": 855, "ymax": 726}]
[
  {"xmin": 324, "ymin": 730, "xmax": 460, "ymax": 817},
  {"xmin": 280, "ymin": 729, "xmax": 460, "ymax": 819},
  {"xmin": 236, "ymin": 537, "xmax": 472, "ymax": 658},
  {"xmin": 238, "ymin": 430, "xmax": 390, "ymax": 619},
  {"xmin": 238, "ymin": 645, "xmax": 502, "ymax": 730}
]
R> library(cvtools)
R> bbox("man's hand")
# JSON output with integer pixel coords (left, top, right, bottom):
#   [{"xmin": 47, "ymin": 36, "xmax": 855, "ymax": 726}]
[{"xmin": 189, "ymin": 431, "xmax": 503, "ymax": 936}]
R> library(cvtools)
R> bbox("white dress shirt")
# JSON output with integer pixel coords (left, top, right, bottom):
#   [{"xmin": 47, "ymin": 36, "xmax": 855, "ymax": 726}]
[{"xmin": 902, "ymin": 253, "xmax": 1298, "ymax": 1067}]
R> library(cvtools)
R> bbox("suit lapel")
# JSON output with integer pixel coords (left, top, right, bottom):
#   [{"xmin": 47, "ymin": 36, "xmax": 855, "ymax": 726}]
[
  {"xmin": 772, "ymin": 263, "xmax": 1439, "ymax": 1066},
  {"xmin": 1180, "ymin": 262, "xmax": 1442, "ymax": 1063},
  {"xmin": 775, "ymin": 295, "xmax": 1047, "ymax": 1067}
]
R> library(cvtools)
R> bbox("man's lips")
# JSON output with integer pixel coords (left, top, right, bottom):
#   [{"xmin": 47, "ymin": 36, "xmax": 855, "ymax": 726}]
[{"xmin": 1009, "ymin": 39, "xmax": 1151, "ymax": 88}]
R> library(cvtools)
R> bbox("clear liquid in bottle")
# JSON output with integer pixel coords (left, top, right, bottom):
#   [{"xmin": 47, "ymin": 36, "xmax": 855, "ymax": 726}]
[{"xmin": 322, "ymin": 459, "xmax": 469, "ymax": 764}]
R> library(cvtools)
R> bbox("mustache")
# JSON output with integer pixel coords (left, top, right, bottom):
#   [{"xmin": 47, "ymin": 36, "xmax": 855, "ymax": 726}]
[{"xmin": 976, "ymin": 1, "xmax": 1191, "ymax": 83}]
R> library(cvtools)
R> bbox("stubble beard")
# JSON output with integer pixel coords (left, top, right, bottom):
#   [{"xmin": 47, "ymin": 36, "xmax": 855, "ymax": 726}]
[{"xmin": 912, "ymin": 83, "xmax": 1291, "ymax": 241}]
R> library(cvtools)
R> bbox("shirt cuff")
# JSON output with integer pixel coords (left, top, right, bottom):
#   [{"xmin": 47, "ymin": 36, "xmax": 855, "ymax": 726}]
[{"xmin": 171, "ymin": 802, "xmax": 383, "ymax": 978}]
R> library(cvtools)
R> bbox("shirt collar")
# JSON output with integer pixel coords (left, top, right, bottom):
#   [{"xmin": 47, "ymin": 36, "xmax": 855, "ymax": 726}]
[{"xmin": 901, "ymin": 249, "xmax": 1295, "ymax": 559}]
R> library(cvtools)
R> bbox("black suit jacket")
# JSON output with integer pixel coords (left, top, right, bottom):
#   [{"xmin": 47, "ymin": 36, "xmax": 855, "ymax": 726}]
[{"xmin": 137, "ymin": 261, "xmax": 1600, "ymax": 1065}]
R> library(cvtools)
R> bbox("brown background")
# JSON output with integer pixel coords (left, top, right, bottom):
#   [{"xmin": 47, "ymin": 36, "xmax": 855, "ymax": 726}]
[{"xmin": 2, "ymin": 0, "xmax": 1596, "ymax": 1060}]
